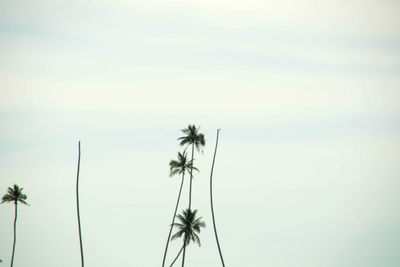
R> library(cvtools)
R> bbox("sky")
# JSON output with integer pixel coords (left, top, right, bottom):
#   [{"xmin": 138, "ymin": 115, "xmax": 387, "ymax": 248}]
[{"xmin": 0, "ymin": 0, "xmax": 400, "ymax": 266}]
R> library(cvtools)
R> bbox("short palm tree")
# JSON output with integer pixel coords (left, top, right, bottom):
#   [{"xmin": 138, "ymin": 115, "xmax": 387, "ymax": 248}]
[
  {"xmin": 171, "ymin": 209, "xmax": 205, "ymax": 267},
  {"xmin": 178, "ymin": 125, "xmax": 205, "ymax": 209},
  {"xmin": 1, "ymin": 184, "xmax": 29, "ymax": 267},
  {"xmin": 162, "ymin": 151, "xmax": 198, "ymax": 267}
]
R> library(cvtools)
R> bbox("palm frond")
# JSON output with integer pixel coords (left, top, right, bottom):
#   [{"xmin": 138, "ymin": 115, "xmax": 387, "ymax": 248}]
[
  {"xmin": 171, "ymin": 230, "xmax": 184, "ymax": 241},
  {"xmin": 1, "ymin": 195, "xmax": 14, "ymax": 203},
  {"xmin": 171, "ymin": 208, "xmax": 206, "ymax": 248},
  {"xmin": 178, "ymin": 125, "xmax": 206, "ymax": 151},
  {"xmin": 190, "ymin": 165, "xmax": 199, "ymax": 173},
  {"xmin": 1, "ymin": 184, "xmax": 29, "ymax": 205},
  {"xmin": 193, "ymin": 233, "xmax": 201, "ymax": 246},
  {"xmin": 18, "ymin": 199, "xmax": 29, "ymax": 206}
]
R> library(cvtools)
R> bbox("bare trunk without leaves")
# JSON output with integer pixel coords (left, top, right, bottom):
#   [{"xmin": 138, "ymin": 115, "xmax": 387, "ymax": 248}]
[
  {"xmin": 10, "ymin": 203, "xmax": 17, "ymax": 267},
  {"xmin": 76, "ymin": 141, "xmax": 84, "ymax": 267},
  {"xmin": 188, "ymin": 143, "xmax": 194, "ymax": 209},
  {"xmin": 210, "ymin": 129, "xmax": 226, "ymax": 266},
  {"xmin": 169, "ymin": 245, "xmax": 184, "ymax": 267},
  {"xmin": 162, "ymin": 173, "xmax": 185, "ymax": 267},
  {"xmin": 181, "ymin": 235, "xmax": 187, "ymax": 267}
]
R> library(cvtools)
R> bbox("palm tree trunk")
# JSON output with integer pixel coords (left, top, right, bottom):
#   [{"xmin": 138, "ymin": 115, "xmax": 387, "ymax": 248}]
[
  {"xmin": 181, "ymin": 236, "xmax": 187, "ymax": 267},
  {"xmin": 162, "ymin": 173, "xmax": 185, "ymax": 267},
  {"xmin": 188, "ymin": 143, "xmax": 194, "ymax": 209},
  {"xmin": 169, "ymin": 245, "xmax": 184, "ymax": 267},
  {"xmin": 10, "ymin": 202, "xmax": 17, "ymax": 267},
  {"xmin": 76, "ymin": 141, "xmax": 84, "ymax": 267},
  {"xmin": 210, "ymin": 129, "xmax": 225, "ymax": 267}
]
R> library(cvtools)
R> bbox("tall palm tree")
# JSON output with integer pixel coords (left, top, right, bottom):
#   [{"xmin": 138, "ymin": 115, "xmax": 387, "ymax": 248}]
[
  {"xmin": 162, "ymin": 151, "xmax": 198, "ymax": 267},
  {"xmin": 209, "ymin": 129, "xmax": 225, "ymax": 266},
  {"xmin": 178, "ymin": 125, "xmax": 205, "ymax": 209},
  {"xmin": 1, "ymin": 184, "xmax": 29, "ymax": 267},
  {"xmin": 171, "ymin": 209, "xmax": 205, "ymax": 267},
  {"xmin": 76, "ymin": 141, "xmax": 84, "ymax": 267}
]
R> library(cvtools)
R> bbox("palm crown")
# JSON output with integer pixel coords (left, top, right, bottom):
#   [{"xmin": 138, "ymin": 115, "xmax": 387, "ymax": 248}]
[
  {"xmin": 178, "ymin": 125, "xmax": 206, "ymax": 152},
  {"xmin": 171, "ymin": 209, "xmax": 206, "ymax": 247},
  {"xmin": 169, "ymin": 151, "xmax": 198, "ymax": 177},
  {"xmin": 1, "ymin": 184, "xmax": 28, "ymax": 205}
]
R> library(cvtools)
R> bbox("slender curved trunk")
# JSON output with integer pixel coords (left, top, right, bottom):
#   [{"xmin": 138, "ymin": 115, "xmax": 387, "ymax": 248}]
[
  {"xmin": 162, "ymin": 173, "xmax": 185, "ymax": 267},
  {"xmin": 169, "ymin": 245, "xmax": 184, "ymax": 267},
  {"xmin": 210, "ymin": 129, "xmax": 225, "ymax": 267},
  {"xmin": 188, "ymin": 143, "xmax": 194, "ymax": 209},
  {"xmin": 10, "ymin": 202, "xmax": 17, "ymax": 267},
  {"xmin": 181, "ymin": 235, "xmax": 187, "ymax": 267},
  {"xmin": 76, "ymin": 141, "xmax": 84, "ymax": 267}
]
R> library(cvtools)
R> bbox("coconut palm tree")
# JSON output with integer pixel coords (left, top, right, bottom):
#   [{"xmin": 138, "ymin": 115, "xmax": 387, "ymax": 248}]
[
  {"xmin": 171, "ymin": 209, "xmax": 205, "ymax": 267},
  {"xmin": 162, "ymin": 151, "xmax": 198, "ymax": 267},
  {"xmin": 178, "ymin": 125, "xmax": 205, "ymax": 209},
  {"xmin": 209, "ymin": 129, "xmax": 226, "ymax": 266},
  {"xmin": 1, "ymin": 184, "xmax": 29, "ymax": 267}
]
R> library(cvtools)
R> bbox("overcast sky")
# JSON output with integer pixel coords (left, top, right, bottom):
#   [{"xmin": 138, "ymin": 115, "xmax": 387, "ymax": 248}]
[{"xmin": 1, "ymin": 0, "xmax": 399, "ymax": 266}]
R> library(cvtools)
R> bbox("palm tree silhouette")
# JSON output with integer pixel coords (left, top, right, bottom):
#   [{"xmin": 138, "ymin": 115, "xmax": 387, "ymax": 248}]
[
  {"xmin": 171, "ymin": 209, "xmax": 205, "ymax": 267},
  {"xmin": 178, "ymin": 125, "xmax": 205, "ymax": 209},
  {"xmin": 1, "ymin": 184, "xmax": 29, "ymax": 267},
  {"xmin": 162, "ymin": 151, "xmax": 198, "ymax": 267},
  {"xmin": 209, "ymin": 129, "xmax": 226, "ymax": 266}
]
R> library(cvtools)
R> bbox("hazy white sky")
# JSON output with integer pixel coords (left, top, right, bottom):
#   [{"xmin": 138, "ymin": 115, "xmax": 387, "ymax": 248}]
[{"xmin": 0, "ymin": 0, "xmax": 399, "ymax": 266}]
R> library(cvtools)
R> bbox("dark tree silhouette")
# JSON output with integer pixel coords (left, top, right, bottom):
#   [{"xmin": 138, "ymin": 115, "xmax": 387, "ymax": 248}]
[
  {"xmin": 1, "ymin": 184, "xmax": 29, "ymax": 267},
  {"xmin": 178, "ymin": 125, "xmax": 205, "ymax": 209},
  {"xmin": 171, "ymin": 209, "xmax": 205, "ymax": 267},
  {"xmin": 162, "ymin": 151, "xmax": 198, "ymax": 267},
  {"xmin": 209, "ymin": 129, "xmax": 226, "ymax": 266},
  {"xmin": 76, "ymin": 141, "xmax": 84, "ymax": 267}
]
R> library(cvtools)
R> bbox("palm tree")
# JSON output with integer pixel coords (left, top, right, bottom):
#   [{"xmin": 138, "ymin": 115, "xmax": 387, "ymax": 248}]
[
  {"xmin": 171, "ymin": 209, "xmax": 205, "ymax": 267},
  {"xmin": 178, "ymin": 125, "xmax": 205, "ymax": 209},
  {"xmin": 209, "ymin": 129, "xmax": 226, "ymax": 266},
  {"xmin": 76, "ymin": 141, "xmax": 84, "ymax": 267},
  {"xmin": 1, "ymin": 184, "xmax": 29, "ymax": 267},
  {"xmin": 162, "ymin": 151, "xmax": 198, "ymax": 267}
]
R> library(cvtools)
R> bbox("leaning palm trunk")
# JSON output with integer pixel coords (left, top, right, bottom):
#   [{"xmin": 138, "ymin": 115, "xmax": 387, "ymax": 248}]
[
  {"xmin": 10, "ymin": 203, "xmax": 17, "ymax": 267},
  {"xmin": 76, "ymin": 141, "xmax": 84, "ymax": 267},
  {"xmin": 162, "ymin": 173, "xmax": 185, "ymax": 267},
  {"xmin": 210, "ymin": 129, "xmax": 225, "ymax": 266},
  {"xmin": 169, "ymin": 245, "xmax": 184, "ymax": 267},
  {"xmin": 188, "ymin": 143, "xmax": 194, "ymax": 209}
]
